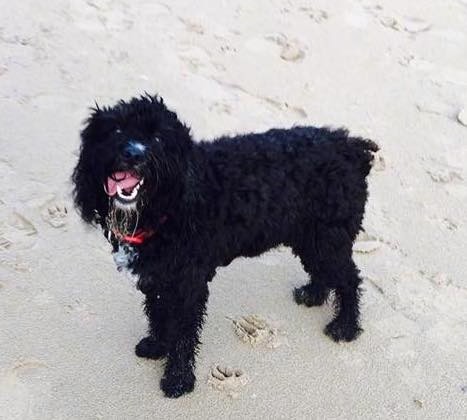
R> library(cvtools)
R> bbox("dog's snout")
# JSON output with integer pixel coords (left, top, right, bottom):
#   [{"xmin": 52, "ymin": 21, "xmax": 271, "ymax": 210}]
[{"xmin": 122, "ymin": 141, "xmax": 146, "ymax": 161}]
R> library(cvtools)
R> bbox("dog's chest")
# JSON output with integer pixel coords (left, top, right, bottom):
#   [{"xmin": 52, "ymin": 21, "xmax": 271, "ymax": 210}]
[{"xmin": 112, "ymin": 244, "xmax": 139, "ymax": 282}]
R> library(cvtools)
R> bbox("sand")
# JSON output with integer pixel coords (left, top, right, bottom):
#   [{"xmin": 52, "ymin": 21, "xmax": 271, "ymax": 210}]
[{"xmin": 1, "ymin": 0, "xmax": 466, "ymax": 418}]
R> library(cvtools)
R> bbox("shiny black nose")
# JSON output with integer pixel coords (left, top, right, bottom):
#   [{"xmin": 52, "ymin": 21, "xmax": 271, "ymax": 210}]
[{"xmin": 122, "ymin": 140, "xmax": 146, "ymax": 160}]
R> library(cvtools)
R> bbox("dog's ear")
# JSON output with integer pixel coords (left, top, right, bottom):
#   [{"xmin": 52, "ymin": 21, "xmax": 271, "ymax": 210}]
[
  {"xmin": 72, "ymin": 142, "xmax": 110, "ymax": 225},
  {"xmin": 71, "ymin": 107, "xmax": 113, "ymax": 224},
  {"xmin": 157, "ymin": 124, "xmax": 192, "ymax": 157},
  {"xmin": 81, "ymin": 107, "xmax": 118, "ymax": 145},
  {"xmin": 144, "ymin": 98, "xmax": 193, "ymax": 156},
  {"xmin": 72, "ymin": 150, "xmax": 99, "ymax": 224}
]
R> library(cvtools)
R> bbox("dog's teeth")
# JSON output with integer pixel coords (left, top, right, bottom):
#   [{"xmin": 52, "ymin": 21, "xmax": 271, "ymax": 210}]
[
  {"xmin": 114, "ymin": 178, "xmax": 143, "ymax": 202},
  {"xmin": 128, "ymin": 188, "xmax": 138, "ymax": 200},
  {"xmin": 116, "ymin": 184, "xmax": 139, "ymax": 201}
]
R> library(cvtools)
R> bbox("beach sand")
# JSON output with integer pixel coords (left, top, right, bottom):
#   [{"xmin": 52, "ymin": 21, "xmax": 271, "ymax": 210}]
[{"xmin": 1, "ymin": 0, "xmax": 466, "ymax": 418}]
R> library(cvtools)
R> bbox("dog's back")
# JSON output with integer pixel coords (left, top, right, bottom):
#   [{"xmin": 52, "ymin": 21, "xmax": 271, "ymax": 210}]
[{"xmin": 196, "ymin": 125, "xmax": 377, "ymax": 261}]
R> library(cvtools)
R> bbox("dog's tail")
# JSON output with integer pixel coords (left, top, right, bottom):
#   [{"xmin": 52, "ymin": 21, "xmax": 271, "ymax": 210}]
[
  {"xmin": 325, "ymin": 127, "xmax": 380, "ymax": 177},
  {"xmin": 350, "ymin": 136, "xmax": 380, "ymax": 177}
]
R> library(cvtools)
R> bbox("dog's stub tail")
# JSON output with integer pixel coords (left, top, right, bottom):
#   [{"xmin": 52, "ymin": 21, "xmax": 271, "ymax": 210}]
[
  {"xmin": 365, "ymin": 139, "xmax": 380, "ymax": 154},
  {"xmin": 352, "ymin": 137, "xmax": 380, "ymax": 177}
]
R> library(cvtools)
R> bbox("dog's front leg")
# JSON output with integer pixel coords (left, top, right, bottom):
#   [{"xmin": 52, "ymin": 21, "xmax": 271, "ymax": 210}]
[
  {"xmin": 160, "ymin": 281, "xmax": 209, "ymax": 398},
  {"xmin": 135, "ymin": 291, "xmax": 170, "ymax": 360}
]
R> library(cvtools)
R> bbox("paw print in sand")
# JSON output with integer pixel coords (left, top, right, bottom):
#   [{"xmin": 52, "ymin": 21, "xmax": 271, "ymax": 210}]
[
  {"xmin": 0, "ymin": 208, "xmax": 37, "ymax": 251},
  {"xmin": 298, "ymin": 7, "xmax": 329, "ymax": 23},
  {"xmin": 42, "ymin": 203, "xmax": 68, "ymax": 228},
  {"xmin": 265, "ymin": 34, "xmax": 305, "ymax": 62},
  {"xmin": 353, "ymin": 231, "xmax": 382, "ymax": 254},
  {"xmin": 0, "ymin": 236, "xmax": 12, "ymax": 250},
  {"xmin": 208, "ymin": 365, "xmax": 248, "ymax": 398},
  {"xmin": 230, "ymin": 314, "xmax": 287, "ymax": 349}
]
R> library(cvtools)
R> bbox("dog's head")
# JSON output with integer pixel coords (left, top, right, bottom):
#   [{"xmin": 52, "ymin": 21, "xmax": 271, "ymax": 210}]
[{"xmin": 72, "ymin": 95, "xmax": 192, "ymax": 233}]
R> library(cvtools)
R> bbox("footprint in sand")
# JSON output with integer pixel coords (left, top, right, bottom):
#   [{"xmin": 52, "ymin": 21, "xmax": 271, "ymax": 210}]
[
  {"xmin": 208, "ymin": 102, "xmax": 232, "ymax": 115},
  {"xmin": 219, "ymin": 44, "xmax": 238, "ymax": 54},
  {"xmin": 0, "ymin": 255, "xmax": 31, "ymax": 273},
  {"xmin": 0, "ymin": 236, "xmax": 13, "ymax": 251},
  {"xmin": 0, "ymin": 358, "xmax": 48, "ymax": 387},
  {"xmin": 379, "ymin": 15, "xmax": 431, "ymax": 34},
  {"xmin": 280, "ymin": 44, "xmax": 305, "ymax": 62},
  {"xmin": 178, "ymin": 45, "xmax": 211, "ymax": 73},
  {"xmin": 178, "ymin": 17, "xmax": 205, "ymax": 35},
  {"xmin": 64, "ymin": 298, "xmax": 96, "ymax": 320},
  {"xmin": 441, "ymin": 218, "xmax": 458, "ymax": 231},
  {"xmin": 298, "ymin": 6, "xmax": 329, "ymax": 23},
  {"xmin": 41, "ymin": 202, "xmax": 68, "ymax": 228},
  {"xmin": 207, "ymin": 365, "xmax": 248, "ymax": 398},
  {"xmin": 428, "ymin": 214, "xmax": 458, "ymax": 231},
  {"xmin": 230, "ymin": 314, "xmax": 287, "ymax": 349},
  {"xmin": 10, "ymin": 213, "xmax": 37, "ymax": 236},
  {"xmin": 354, "ymin": 231, "xmax": 382, "ymax": 254},
  {"xmin": 398, "ymin": 54, "xmax": 415, "ymax": 67},
  {"xmin": 360, "ymin": 3, "xmax": 431, "ymax": 34},
  {"xmin": 424, "ymin": 157, "xmax": 467, "ymax": 198},
  {"xmin": 11, "ymin": 358, "xmax": 48, "ymax": 376},
  {"xmin": 429, "ymin": 272, "xmax": 451, "ymax": 287},
  {"xmin": 108, "ymin": 50, "xmax": 129, "ymax": 65},
  {"xmin": 0, "ymin": 358, "xmax": 47, "ymax": 409},
  {"xmin": 0, "ymin": 208, "xmax": 37, "ymax": 251},
  {"xmin": 425, "ymin": 164, "xmax": 463, "ymax": 184},
  {"xmin": 210, "ymin": 76, "xmax": 307, "ymax": 119},
  {"xmin": 415, "ymin": 100, "xmax": 455, "ymax": 120},
  {"xmin": 265, "ymin": 34, "xmax": 305, "ymax": 62}
]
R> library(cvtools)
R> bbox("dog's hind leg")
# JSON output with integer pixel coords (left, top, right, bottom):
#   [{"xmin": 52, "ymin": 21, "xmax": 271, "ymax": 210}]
[
  {"xmin": 293, "ymin": 224, "xmax": 363, "ymax": 342},
  {"xmin": 293, "ymin": 246, "xmax": 330, "ymax": 307},
  {"xmin": 324, "ymin": 261, "xmax": 363, "ymax": 342}
]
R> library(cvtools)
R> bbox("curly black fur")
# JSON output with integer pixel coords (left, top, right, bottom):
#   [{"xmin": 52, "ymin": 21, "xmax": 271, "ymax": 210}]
[{"xmin": 72, "ymin": 94, "xmax": 378, "ymax": 398}]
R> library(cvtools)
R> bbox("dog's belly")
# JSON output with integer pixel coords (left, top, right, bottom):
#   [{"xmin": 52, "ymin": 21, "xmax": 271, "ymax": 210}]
[{"xmin": 218, "ymin": 236, "xmax": 283, "ymax": 267}]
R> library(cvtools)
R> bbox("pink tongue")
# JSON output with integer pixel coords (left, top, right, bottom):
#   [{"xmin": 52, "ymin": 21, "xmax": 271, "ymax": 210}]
[{"xmin": 105, "ymin": 171, "xmax": 140, "ymax": 196}]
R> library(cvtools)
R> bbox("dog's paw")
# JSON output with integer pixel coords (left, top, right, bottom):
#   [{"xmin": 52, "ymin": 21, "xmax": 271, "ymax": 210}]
[
  {"xmin": 135, "ymin": 336, "xmax": 166, "ymax": 359},
  {"xmin": 161, "ymin": 370, "xmax": 195, "ymax": 398},
  {"xmin": 324, "ymin": 319, "xmax": 362, "ymax": 342},
  {"xmin": 293, "ymin": 285, "xmax": 328, "ymax": 307}
]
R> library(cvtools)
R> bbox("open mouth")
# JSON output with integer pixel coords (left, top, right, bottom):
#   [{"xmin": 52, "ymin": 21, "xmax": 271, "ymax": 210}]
[{"xmin": 104, "ymin": 171, "xmax": 144, "ymax": 204}]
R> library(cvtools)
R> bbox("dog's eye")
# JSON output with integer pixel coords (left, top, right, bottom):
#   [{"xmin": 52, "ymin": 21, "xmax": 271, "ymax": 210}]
[
  {"xmin": 154, "ymin": 136, "xmax": 160, "ymax": 143},
  {"xmin": 115, "ymin": 128, "xmax": 122, "ymax": 134}
]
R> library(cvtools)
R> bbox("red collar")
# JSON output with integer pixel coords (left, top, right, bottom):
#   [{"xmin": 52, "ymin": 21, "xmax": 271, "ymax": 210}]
[
  {"xmin": 111, "ymin": 215, "xmax": 167, "ymax": 246},
  {"xmin": 113, "ymin": 228, "xmax": 155, "ymax": 245}
]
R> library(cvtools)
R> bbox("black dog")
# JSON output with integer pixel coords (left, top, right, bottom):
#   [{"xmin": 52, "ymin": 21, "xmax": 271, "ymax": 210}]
[{"xmin": 72, "ymin": 95, "xmax": 378, "ymax": 398}]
